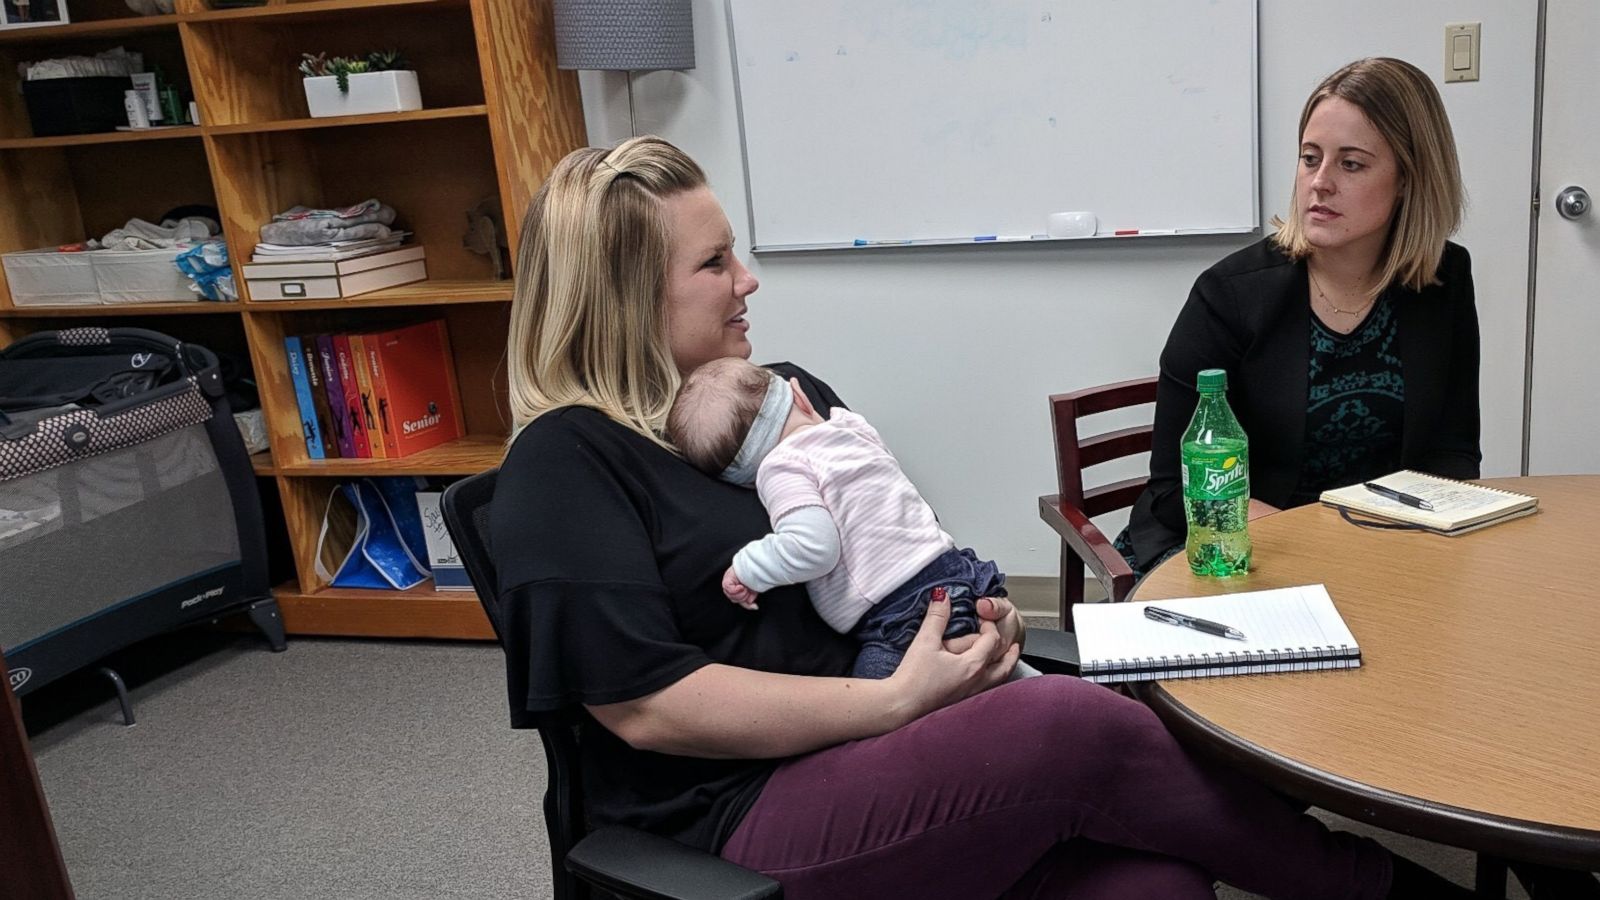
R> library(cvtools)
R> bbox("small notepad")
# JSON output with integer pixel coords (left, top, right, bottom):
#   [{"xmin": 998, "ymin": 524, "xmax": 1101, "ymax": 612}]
[
  {"xmin": 1319, "ymin": 471, "xmax": 1538, "ymax": 535},
  {"xmin": 1072, "ymin": 585, "xmax": 1361, "ymax": 684}
]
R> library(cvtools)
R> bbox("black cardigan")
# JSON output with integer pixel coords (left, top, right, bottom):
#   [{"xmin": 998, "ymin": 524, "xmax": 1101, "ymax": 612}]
[{"xmin": 1126, "ymin": 238, "xmax": 1481, "ymax": 567}]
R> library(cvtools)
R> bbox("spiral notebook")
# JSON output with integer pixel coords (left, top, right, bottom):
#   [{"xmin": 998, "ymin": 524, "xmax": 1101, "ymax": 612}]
[
  {"xmin": 1072, "ymin": 585, "xmax": 1361, "ymax": 684},
  {"xmin": 1319, "ymin": 471, "xmax": 1538, "ymax": 535}
]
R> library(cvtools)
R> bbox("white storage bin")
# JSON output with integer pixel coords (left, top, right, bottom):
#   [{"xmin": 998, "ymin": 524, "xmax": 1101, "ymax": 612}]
[
  {"xmin": 92, "ymin": 247, "xmax": 197, "ymax": 304},
  {"xmin": 2, "ymin": 249, "xmax": 101, "ymax": 307},
  {"xmin": 303, "ymin": 71, "xmax": 422, "ymax": 118}
]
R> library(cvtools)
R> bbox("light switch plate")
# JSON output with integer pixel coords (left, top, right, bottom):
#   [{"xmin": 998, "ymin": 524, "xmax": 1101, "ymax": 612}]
[{"xmin": 1445, "ymin": 22, "xmax": 1481, "ymax": 83}]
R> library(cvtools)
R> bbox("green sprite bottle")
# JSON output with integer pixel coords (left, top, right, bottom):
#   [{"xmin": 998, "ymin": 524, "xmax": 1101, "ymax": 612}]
[{"xmin": 1181, "ymin": 368, "xmax": 1252, "ymax": 576}]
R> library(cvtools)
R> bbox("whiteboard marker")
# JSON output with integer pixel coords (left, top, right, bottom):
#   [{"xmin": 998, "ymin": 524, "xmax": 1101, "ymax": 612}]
[{"xmin": 1113, "ymin": 228, "xmax": 1177, "ymax": 236}]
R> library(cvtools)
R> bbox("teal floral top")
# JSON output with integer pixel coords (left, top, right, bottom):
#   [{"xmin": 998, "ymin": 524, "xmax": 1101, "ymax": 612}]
[{"xmin": 1290, "ymin": 292, "xmax": 1404, "ymax": 506}]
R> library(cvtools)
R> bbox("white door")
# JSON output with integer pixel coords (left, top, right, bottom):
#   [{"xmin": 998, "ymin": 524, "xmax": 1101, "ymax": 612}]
[{"xmin": 1528, "ymin": 0, "xmax": 1600, "ymax": 475}]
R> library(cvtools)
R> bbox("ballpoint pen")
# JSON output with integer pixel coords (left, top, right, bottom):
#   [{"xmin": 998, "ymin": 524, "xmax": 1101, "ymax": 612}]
[
  {"xmin": 1144, "ymin": 606, "xmax": 1247, "ymax": 641},
  {"xmin": 1362, "ymin": 482, "xmax": 1435, "ymax": 511}
]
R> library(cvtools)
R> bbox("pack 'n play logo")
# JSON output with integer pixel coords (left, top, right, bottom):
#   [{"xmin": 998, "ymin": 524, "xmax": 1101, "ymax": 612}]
[{"xmin": 8, "ymin": 667, "xmax": 32, "ymax": 690}]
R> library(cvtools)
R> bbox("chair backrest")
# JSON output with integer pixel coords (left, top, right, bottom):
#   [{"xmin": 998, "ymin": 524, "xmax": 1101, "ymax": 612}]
[
  {"xmin": 1049, "ymin": 376, "xmax": 1159, "ymax": 517},
  {"xmin": 441, "ymin": 469, "xmax": 591, "ymax": 900}
]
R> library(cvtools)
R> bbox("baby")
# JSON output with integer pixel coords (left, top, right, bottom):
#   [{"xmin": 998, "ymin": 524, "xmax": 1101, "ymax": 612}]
[{"xmin": 667, "ymin": 357, "xmax": 1033, "ymax": 680}]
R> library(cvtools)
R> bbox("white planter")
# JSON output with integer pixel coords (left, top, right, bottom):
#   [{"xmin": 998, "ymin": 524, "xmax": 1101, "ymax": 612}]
[{"xmin": 302, "ymin": 70, "xmax": 421, "ymax": 118}]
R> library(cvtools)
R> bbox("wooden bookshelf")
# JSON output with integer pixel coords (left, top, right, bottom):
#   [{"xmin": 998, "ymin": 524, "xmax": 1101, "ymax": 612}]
[
  {"xmin": 272, "ymin": 580, "xmax": 492, "ymax": 639},
  {"xmin": 2, "ymin": 301, "xmax": 241, "ymax": 316},
  {"xmin": 0, "ymin": 0, "xmax": 586, "ymax": 638},
  {"xmin": 0, "ymin": 13, "xmax": 180, "ymax": 45},
  {"xmin": 0, "ymin": 127, "xmax": 203, "ymax": 149},
  {"xmin": 202, "ymin": 104, "xmax": 487, "ymax": 135}
]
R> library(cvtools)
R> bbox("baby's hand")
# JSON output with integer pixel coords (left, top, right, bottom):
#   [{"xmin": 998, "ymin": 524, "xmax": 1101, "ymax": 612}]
[{"xmin": 722, "ymin": 567, "xmax": 760, "ymax": 610}]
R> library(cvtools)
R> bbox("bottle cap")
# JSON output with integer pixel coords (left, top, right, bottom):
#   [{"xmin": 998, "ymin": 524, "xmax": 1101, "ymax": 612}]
[{"xmin": 1196, "ymin": 368, "xmax": 1227, "ymax": 392}]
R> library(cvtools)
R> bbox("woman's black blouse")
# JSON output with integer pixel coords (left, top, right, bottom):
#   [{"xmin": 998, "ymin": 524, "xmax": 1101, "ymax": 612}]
[{"xmin": 489, "ymin": 363, "xmax": 857, "ymax": 852}]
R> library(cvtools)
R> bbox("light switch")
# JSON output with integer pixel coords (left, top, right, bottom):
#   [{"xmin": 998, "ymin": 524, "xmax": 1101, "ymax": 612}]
[{"xmin": 1445, "ymin": 22, "xmax": 1481, "ymax": 83}]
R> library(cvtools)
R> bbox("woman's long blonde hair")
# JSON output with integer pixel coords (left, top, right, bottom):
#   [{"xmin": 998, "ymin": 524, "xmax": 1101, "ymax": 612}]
[
  {"xmin": 1272, "ymin": 57, "xmax": 1465, "ymax": 296},
  {"xmin": 507, "ymin": 137, "xmax": 707, "ymax": 443}
]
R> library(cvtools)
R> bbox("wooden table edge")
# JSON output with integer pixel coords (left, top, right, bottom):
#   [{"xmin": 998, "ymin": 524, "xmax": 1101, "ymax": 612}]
[{"xmin": 1132, "ymin": 680, "xmax": 1600, "ymax": 870}]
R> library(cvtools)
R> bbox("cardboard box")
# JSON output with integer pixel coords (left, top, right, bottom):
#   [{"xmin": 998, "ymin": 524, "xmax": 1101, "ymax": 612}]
[{"xmin": 243, "ymin": 245, "xmax": 426, "ymax": 300}]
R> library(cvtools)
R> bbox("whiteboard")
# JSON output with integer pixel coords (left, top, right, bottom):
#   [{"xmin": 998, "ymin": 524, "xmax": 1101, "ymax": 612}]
[{"xmin": 727, "ymin": 0, "xmax": 1259, "ymax": 251}]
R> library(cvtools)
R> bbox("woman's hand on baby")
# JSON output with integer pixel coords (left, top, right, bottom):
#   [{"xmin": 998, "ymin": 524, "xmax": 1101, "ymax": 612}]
[
  {"xmin": 722, "ymin": 567, "xmax": 760, "ymax": 610},
  {"xmin": 890, "ymin": 592, "xmax": 1019, "ymax": 720},
  {"xmin": 941, "ymin": 596, "xmax": 1025, "ymax": 659}
]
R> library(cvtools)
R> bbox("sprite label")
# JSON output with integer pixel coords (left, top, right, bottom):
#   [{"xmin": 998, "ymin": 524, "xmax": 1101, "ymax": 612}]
[{"xmin": 1182, "ymin": 452, "xmax": 1249, "ymax": 501}]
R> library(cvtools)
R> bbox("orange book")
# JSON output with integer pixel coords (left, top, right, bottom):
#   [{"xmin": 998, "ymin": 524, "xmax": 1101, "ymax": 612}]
[
  {"xmin": 365, "ymin": 335, "xmax": 400, "ymax": 458},
  {"xmin": 347, "ymin": 334, "xmax": 386, "ymax": 459},
  {"xmin": 332, "ymin": 334, "xmax": 370, "ymax": 458},
  {"xmin": 366, "ymin": 319, "xmax": 464, "ymax": 458}
]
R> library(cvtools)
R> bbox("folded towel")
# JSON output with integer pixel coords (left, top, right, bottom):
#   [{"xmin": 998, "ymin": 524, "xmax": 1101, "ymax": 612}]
[
  {"xmin": 92, "ymin": 216, "xmax": 220, "ymax": 251},
  {"xmin": 271, "ymin": 199, "xmax": 397, "ymax": 226},
  {"xmin": 258, "ymin": 220, "xmax": 394, "ymax": 246}
]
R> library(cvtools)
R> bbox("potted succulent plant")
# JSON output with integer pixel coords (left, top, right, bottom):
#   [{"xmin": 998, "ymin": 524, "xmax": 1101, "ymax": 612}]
[{"xmin": 298, "ymin": 50, "xmax": 420, "ymax": 118}]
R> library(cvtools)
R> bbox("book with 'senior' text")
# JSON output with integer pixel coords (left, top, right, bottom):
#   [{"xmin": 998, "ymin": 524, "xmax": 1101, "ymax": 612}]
[
  {"xmin": 365, "ymin": 320, "xmax": 464, "ymax": 458},
  {"xmin": 1319, "ymin": 471, "xmax": 1538, "ymax": 535},
  {"xmin": 1072, "ymin": 585, "xmax": 1361, "ymax": 684}
]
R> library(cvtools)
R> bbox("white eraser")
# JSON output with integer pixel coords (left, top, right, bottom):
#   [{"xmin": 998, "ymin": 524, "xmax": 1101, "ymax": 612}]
[{"xmin": 1047, "ymin": 211, "xmax": 1096, "ymax": 239}]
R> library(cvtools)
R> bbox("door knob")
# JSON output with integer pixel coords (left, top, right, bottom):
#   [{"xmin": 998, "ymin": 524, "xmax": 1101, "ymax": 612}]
[{"xmin": 1556, "ymin": 186, "xmax": 1591, "ymax": 220}]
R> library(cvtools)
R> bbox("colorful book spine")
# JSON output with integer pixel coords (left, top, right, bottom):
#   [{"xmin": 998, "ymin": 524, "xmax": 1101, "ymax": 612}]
[
  {"xmin": 315, "ymin": 334, "xmax": 355, "ymax": 459},
  {"xmin": 333, "ymin": 334, "xmax": 371, "ymax": 458},
  {"xmin": 283, "ymin": 336, "xmax": 324, "ymax": 459},
  {"xmin": 365, "ymin": 336, "xmax": 401, "ymax": 458},
  {"xmin": 300, "ymin": 335, "xmax": 338, "ymax": 458},
  {"xmin": 348, "ymin": 334, "xmax": 386, "ymax": 459}
]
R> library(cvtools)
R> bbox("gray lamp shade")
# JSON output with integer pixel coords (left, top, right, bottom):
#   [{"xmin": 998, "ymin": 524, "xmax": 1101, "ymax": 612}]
[{"xmin": 553, "ymin": 0, "xmax": 696, "ymax": 71}]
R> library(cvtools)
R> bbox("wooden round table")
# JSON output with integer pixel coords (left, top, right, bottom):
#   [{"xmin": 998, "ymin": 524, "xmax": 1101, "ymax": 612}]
[{"xmin": 1131, "ymin": 476, "xmax": 1600, "ymax": 872}]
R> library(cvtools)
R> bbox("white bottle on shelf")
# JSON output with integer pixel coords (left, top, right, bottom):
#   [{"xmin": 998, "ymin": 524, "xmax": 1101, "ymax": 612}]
[{"xmin": 124, "ymin": 90, "xmax": 150, "ymax": 129}]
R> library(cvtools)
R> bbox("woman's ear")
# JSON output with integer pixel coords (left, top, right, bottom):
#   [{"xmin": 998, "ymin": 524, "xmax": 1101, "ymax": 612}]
[{"xmin": 789, "ymin": 377, "xmax": 818, "ymax": 416}]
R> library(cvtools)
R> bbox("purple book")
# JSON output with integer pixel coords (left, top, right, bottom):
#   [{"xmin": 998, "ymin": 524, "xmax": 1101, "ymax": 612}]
[{"xmin": 315, "ymin": 334, "xmax": 356, "ymax": 458}]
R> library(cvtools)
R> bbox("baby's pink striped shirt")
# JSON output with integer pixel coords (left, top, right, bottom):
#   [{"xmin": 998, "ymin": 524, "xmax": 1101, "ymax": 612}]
[{"xmin": 756, "ymin": 410, "xmax": 954, "ymax": 633}]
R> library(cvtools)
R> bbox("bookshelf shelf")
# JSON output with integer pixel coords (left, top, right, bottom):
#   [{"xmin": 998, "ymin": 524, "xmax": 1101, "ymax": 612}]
[
  {"xmin": 250, "ymin": 451, "xmax": 275, "ymax": 475},
  {"xmin": 0, "ymin": 127, "xmax": 203, "ymax": 150},
  {"xmin": 272, "ymin": 580, "xmax": 492, "ymax": 640},
  {"xmin": 0, "ymin": 13, "xmax": 179, "ymax": 45},
  {"xmin": 2, "ymin": 302, "xmax": 240, "ymax": 317},
  {"xmin": 0, "ymin": 0, "xmax": 585, "ymax": 640},
  {"xmin": 180, "ymin": 0, "xmax": 464, "ymax": 26},
  {"xmin": 276, "ymin": 434, "xmax": 505, "ymax": 476},
  {"xmin": 240, "ymin": 279, "xmax": 512, "ymax": 311},
  {"xmin": 202, "ymin": 105, "xmax": 487, "ymax": 136}
]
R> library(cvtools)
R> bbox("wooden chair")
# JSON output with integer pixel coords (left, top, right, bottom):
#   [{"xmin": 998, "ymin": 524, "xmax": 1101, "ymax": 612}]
[{"xmin": 1038, "ymin": 376, "xmax": 1159, "ymax": 628}]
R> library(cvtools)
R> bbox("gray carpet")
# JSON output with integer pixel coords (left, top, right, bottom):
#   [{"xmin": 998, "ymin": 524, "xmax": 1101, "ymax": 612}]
[{"xmin": 25, "ymin": 630, "xmax": 1527, "ymax": 900}]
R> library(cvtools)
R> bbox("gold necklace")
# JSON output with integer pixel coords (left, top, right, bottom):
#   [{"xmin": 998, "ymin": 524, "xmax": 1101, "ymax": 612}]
[{"xmin": 1307, "ymin": 267, "xmax": 1376, "ymax": 317}]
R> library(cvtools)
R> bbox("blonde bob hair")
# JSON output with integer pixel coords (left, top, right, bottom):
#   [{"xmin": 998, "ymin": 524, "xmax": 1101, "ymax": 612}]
[
  {"xmin": 507, "ymin": 136, "xmax": 706, "ymax": 442},
  {"xmin": 1272, "ymin": 57, "xmax": 1465, "ymax": 296}
]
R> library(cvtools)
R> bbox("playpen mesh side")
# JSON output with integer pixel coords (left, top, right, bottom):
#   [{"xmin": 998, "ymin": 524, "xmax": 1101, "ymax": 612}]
[{"xmin": 0, "ymin": 422, "xmax": 241, "ymax": 652}]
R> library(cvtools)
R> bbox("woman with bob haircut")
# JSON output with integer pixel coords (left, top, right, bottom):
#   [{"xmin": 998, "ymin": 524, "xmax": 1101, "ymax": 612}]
[
  {"xmin": 488, "ymin": 133, "xmax": 1488, "ymax": 898},
  {"xmin": 1122, "ymin": 56, "xmax": 1481, "ymax": 573}
]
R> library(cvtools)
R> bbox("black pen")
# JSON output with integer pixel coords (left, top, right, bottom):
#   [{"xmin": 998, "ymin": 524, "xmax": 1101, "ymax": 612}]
[
  {"xmin": 1144, "ymin": 606, "xmax": 1247, "ymax": 641},
  {"xmin": 1362, "ymin": 482, "xmax": 1435, "ymax": 511}
]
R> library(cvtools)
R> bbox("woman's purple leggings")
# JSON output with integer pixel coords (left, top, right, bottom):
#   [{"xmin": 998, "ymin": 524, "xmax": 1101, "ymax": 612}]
[{"xmin": 721, "ymin": 675, "xmax": 1391, "ymax": 899}]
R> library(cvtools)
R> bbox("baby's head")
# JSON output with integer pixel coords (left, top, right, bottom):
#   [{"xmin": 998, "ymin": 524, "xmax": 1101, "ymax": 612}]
[{"xmin": 667, "ymin": 357, "xmax": 820, "ymax": 484}]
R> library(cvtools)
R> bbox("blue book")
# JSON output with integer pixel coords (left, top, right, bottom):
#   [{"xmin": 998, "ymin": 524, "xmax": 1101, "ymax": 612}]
[{"xmin": 284, "ymin": 336, "xmax": 325, "ymax": 459}]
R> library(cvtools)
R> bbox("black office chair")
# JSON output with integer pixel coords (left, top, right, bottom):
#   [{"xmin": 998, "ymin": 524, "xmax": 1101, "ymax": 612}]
[{"xmin": 442, "ymin": 468, "xmax": 1080, "ymax": 900}]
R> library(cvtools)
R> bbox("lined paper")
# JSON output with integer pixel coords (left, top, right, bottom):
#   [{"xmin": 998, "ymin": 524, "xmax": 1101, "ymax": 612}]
[{"xmin": 1072, "ymin": 585, "xmax": 1360, "ymax": 682}]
